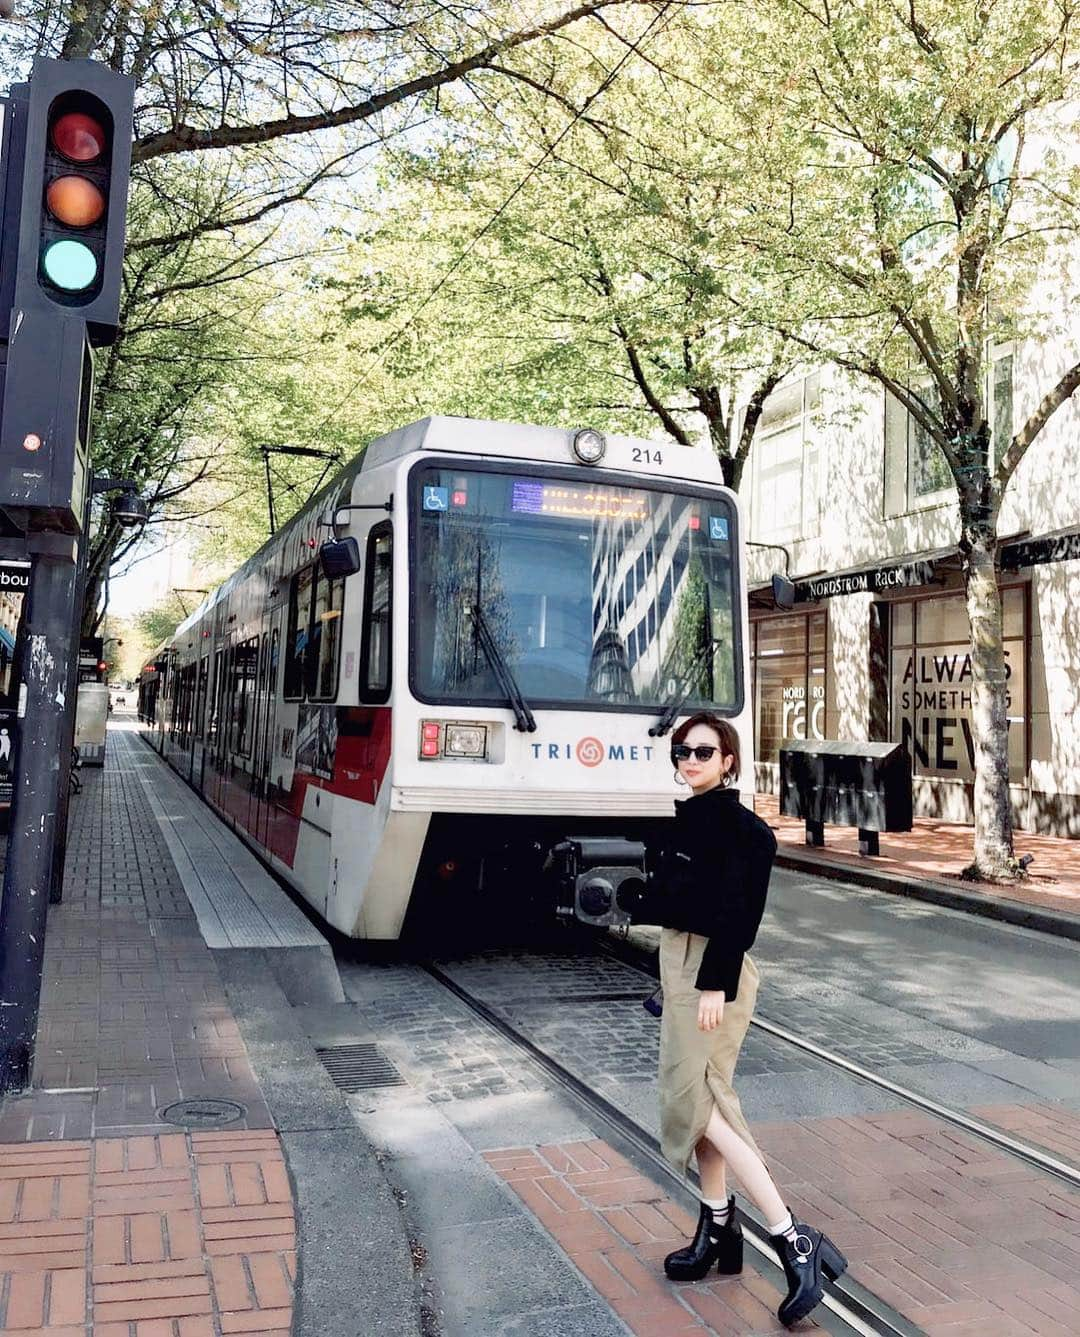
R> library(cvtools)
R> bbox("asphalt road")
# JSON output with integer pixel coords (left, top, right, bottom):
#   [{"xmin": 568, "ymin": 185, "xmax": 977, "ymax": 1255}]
[{"xmin": 751, "ymin": 868, "xmax": 1080, "ymax": 1112}]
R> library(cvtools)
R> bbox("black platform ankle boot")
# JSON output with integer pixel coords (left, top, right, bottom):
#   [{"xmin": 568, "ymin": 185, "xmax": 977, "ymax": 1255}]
[
  {"xmin": 770, "ymin": 1215, "xmax": 847, "ymax": 1327},
  {"xmin": 664, "ymin": 1196, "xmax": 743, "ymax": 1281}
]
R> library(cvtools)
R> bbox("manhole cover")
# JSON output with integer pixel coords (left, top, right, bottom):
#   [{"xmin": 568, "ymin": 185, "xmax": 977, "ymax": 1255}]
[
  {"xmin": 316, "ymin": 1043, "xmax": 406, "ymax": 1092},
  {"xmin": 159, "ymin": 1098, "xmax": 246, "ymax": 1128}
]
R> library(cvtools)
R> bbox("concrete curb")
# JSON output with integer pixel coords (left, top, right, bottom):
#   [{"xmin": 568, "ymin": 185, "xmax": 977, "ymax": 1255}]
[
  {"xmin": 215, "ymin": 948, "xmax": 423, "ymax": 1337},
  {"xmin": 774, "ymin": 848, "xmax": 1080, "ymax": 942}
]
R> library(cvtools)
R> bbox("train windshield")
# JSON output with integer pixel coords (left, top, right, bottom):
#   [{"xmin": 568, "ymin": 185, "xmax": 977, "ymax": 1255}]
[{"xmin": 411, "ymin": 465, "xmax": 741, "ymax": 713}]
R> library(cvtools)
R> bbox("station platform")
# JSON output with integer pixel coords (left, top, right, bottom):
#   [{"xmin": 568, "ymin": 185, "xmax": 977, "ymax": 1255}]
[
  {"xmin": 755, "ymin": 794, "xmax": 1080, "ymax": 939},
  {"xmin": 0, "ymin": 723, "xmax": 417, "ymax": 1336}
]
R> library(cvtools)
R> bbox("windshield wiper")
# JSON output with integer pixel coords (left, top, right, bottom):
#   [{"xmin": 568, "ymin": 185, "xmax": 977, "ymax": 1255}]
[
  {"xmin": 465, "ymin": 603, "xmax": 537, "ymax": 733},
  {"xmin": 648, "ymin": 638, "xmax": 721, "ymax": 738}
]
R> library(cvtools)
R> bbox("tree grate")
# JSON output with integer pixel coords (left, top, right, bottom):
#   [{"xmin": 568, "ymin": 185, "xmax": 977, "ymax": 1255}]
[{"xmin": 316, "ymin": 1043, "xmax": 407, "ymax": 1092}]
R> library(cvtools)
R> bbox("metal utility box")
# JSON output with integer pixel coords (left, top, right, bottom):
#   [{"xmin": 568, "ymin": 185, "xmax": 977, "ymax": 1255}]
[
  {"xmin": 74, "ymin": 681, "xmax": 108, "ymax": 766},
  {"xmin": 779, "ymin": 739, "xmax": 912, "ymax": 856}
]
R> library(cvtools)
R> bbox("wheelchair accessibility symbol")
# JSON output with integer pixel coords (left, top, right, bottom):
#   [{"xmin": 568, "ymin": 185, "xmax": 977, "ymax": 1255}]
[
  {"xmin": 709, "ymin": 516, "xmax": 729, "ymax": 541},
  {"xmin": 423, "ymin": 486, "xmax": 449, "ymax": 512}
]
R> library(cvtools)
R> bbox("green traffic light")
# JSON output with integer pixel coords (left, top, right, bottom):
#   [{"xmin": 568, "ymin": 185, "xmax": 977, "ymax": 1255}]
[{"xmin": 41, "ymin": 239, "xmax": 98, "ymax": 292}]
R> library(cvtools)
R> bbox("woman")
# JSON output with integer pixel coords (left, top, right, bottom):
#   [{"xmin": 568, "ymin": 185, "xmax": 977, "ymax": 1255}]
[{"xmin": 623, "ymin": 710, "xmax": 846, "ymax": 1327}]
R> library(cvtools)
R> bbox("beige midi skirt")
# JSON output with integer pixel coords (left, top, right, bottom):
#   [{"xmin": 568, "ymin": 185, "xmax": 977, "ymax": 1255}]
[{"xmin": 658, "ymin": 928, "xmax": 762, "ymax": 1177}]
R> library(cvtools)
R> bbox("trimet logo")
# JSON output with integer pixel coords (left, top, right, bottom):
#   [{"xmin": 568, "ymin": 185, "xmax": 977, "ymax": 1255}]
[
  {"xmin": 576, "ymin": 737, "xmax": 604, "ymax": 767},
  {"xmin": 530, "ymin": 737, "xmax": 656, "ymax": 765}
]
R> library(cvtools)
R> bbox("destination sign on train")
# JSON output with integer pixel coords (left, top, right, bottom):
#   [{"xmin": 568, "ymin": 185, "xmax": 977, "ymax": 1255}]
[{"xmin": 510, "ymin": 480, "xmax": 648, "ymax": 521}]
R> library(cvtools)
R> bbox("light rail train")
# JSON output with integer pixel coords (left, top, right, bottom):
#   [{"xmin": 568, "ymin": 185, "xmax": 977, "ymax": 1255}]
[{"xmin": 137, "ymin": 416, "xmax": 752, "ymax": 938}]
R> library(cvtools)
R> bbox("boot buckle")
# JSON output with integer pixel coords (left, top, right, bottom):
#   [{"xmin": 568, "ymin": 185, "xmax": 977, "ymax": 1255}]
[{"xmin": 793, "ymin": 1233, "xmax": 814, "ymax": 1262}]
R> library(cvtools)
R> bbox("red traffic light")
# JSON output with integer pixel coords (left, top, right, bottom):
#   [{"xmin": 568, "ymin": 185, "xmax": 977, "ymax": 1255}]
[
  {"xmin": 50, "ymin": 111, "xmax": 106, "ymax": 163},
  {"xmin": 46, "ymin": 176, "xmax": 106, "ymax": 228}
]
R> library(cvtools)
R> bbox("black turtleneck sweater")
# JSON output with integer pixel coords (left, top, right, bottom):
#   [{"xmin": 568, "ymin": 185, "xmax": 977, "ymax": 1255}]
[{"xmin": 629, "ymin": 787, "xmax": 777, "ymax": 999}]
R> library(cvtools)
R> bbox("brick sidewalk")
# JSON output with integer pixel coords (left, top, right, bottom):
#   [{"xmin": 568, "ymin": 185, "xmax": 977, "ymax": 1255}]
[
  {"xmin": 0, "ymin": 735, "xmax": 296, "ymax": 1334},
  {"xmin": 0, "ymin": 1132, "xmax": 294, "ymax": 1334},
  {"xmin": 492, "ymin": 1123, "xmax": 1080, "ymax": 1337},
  {"xmin": 755, "ymin": 793, "xmax": 1080, "ymax": 920},
  {"xmin": 487, "ymin": 1138, "xmax": 811, "ymax": 1337}
]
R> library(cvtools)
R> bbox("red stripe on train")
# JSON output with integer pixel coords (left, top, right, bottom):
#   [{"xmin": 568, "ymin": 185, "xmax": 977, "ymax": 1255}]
[{"xmin": 208, "ymin": 706, "xmax": 392, "ymax": 870}]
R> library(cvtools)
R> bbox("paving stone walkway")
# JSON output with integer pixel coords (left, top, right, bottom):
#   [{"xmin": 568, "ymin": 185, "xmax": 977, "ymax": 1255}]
[{"xmin": 0, "ymin": 732, "xmax": 296, "ymax": 1335}]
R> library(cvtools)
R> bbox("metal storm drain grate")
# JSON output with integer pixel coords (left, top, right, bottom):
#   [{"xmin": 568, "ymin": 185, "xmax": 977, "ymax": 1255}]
[
  {"xmin": 159, "ymin": 1098, "xmax": 246, "ymax": 1129},
  {"xmin": 316, "ymin": 1043, "xmax": 407, "ymax": 1093}
]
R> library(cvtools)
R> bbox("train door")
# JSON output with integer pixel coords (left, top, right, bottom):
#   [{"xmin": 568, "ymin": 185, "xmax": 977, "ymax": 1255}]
[
  {"xmin": 263, "ymin": 568, "xmax": 309, "ymax": 867},
  {"xmin": 206, "ymin": 646, "xmax": 227, "ymax": 807},
  {"xmin": 255, "ymin": 622, "xmax": 281, "ymax": 850},
  {"xmin": 245, "ymin": 632, "xmax": 268, "ymax": 834},
  {"xmin": 191, "ymin": 653, "xmax": 209, "ymax": 786}
]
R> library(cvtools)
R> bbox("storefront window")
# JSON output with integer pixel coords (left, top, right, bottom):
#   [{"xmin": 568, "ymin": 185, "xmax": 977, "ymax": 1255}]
[
  {"xmin": 751, "ymin": 611, "xmax": 827, "ymax": 764},
  {"xmin": 890, "ymin": 588, "xmax": 1026, "ymax": 782}
]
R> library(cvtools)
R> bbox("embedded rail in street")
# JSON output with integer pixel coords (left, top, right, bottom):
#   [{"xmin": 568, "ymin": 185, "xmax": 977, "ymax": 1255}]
[
  {"xmin": 424, "ymin": 960, "xmax": 921, "ymax": 1337},
  {"xmin": 603, "ymin": 938, "xmax": 1080, "ymax": 1192}
]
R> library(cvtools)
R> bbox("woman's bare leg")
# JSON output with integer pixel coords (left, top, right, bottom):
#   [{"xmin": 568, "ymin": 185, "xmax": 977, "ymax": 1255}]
[
  {"xmin": 694, "ymin": 1134, "xmax": 727, "ymax": 1200},
  {"xmin": 702, "ymin": 1106, "xmax": 786, "ymax": 1224}
]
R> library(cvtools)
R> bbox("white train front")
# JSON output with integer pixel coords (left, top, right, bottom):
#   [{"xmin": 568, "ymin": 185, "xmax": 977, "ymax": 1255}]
[{"xmin": 138, "ymin": 416, "xmax": 753, "ymax": 938}]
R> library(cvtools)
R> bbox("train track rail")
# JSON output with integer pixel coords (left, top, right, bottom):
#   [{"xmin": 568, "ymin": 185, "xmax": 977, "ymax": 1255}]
[
  {"xmin": 602, "ymin": 935, "xmax": 1080, "ymax": 1192},
  {"xmin": 423, "ymin": 959, "xmax": 922, "ymax": 1337}
]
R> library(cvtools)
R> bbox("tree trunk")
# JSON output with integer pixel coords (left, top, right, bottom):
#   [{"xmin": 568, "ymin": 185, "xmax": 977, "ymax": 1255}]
[
  {"xmin": 718, "ymin": 450, "xmax": 743, "ymax": 491},
  {"xmin": 961, "ymin": 533, "xmax": 1018, "ymax": 880}
]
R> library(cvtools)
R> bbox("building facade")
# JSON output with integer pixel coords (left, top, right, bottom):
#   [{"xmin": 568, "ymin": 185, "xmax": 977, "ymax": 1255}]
[{"xmin": 742, "ymin": 352, "xmax": 1080, "ymax": 836}]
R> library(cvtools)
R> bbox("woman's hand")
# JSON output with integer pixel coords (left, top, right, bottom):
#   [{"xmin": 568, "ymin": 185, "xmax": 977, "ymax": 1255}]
[{"xmin": 697, "ymin": 990, "xmax": 725, "ymax": 1032}]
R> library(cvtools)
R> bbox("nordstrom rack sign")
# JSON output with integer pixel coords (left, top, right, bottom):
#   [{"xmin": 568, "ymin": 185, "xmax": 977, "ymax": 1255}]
[{"xmin": 794, "ymin": 560, "xmax": 935, "ymax": 604}]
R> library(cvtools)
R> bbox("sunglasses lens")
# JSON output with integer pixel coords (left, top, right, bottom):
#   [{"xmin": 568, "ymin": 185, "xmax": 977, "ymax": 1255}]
[
  {"xmin": 695, "ymin": 747, "xmax": 717, "ymax": 761},
  {"xmin": 672, "ymin": 746, "xmax": 691, "ymax": 761}
]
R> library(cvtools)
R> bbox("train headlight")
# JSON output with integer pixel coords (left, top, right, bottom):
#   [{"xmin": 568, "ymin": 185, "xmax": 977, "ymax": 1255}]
[
  {"xmin": 444, "ymin": 724, "xmax": 488, "ymax": 759},
  {"xmin": 419, "ymin": 720, "xmax": 490, "ymax": 760},
  {"xmin": 571, "ymin": 428, "xmax": 606, "ymax": 465}
]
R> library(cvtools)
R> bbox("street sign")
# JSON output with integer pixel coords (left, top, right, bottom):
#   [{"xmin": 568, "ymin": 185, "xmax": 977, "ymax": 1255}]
[{"xmin": 0, "ymin": 559, "xmax": 29, "ymax": 591}]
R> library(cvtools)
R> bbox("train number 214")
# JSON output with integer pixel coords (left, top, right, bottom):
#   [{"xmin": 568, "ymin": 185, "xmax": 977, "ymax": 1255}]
[{"xmin": 632, "ymin": 447, "xmax": 663, "ymax": 465}]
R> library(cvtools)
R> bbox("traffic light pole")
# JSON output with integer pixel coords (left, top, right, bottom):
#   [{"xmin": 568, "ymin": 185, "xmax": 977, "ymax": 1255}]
[
  {"xmin": 49, "ymin": 495, "xmax": 91, "ymax": 905},
  {"xmin": 0, "ymin": 57, "xmax": 136, "ymax": 1092},
  {"xmin": 0, "ymin": 534, "xmax": 78, "ymax": 1092}
]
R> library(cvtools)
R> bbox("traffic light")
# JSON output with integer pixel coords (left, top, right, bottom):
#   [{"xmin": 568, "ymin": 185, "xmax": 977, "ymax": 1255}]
[
  {"xmin": 9, "ymin": 57, "xmax": 134, "ymax": 344},
  {"xmin": 0, "ymin": 58, "xmax": 133, "ymax": 533}
]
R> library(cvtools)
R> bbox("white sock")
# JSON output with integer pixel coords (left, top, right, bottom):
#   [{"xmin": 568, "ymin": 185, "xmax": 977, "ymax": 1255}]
[
  {"xmin": 703, "ymin": 1196, "xmax": 732, "ymax": 1225},
  {"xmin": 767, "ymin": 1211, "xmax": 796, "ymax": 1240}
]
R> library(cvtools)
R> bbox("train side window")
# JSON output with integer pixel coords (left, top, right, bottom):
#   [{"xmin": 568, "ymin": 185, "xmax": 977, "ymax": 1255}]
[
  {"xmin": 360, "ymin": 524, "xmax": 392, "ymax": 701},
  {"xmin": 284, "ymin": 567, "xmax": 314, "ymax": 700},
  {"xmin": 307, "ymin": 568, "xmax": 345, "ymax": 701}
]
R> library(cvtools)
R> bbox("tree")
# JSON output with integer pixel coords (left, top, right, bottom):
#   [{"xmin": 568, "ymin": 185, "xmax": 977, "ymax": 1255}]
[
  {"xmin": 2, "ymin": 3, "xmax": 683, "ymax": 169},
  {"xmin": 80, "ymin": 169, "xmax": 310, "ymax": 632},
  {"xmin": 134, "ymin": 592, "xmax": 190, "ymax": 650},
  {"xmin": 707, "ymin": 0, "xmax": 1080, "ymax": 878},
  {"xmin": 319, "ymin": 9, "xmax": 796, "ymax": 490},
  {"xmin": 2, "ymin": 1, "xmax": 684, "ymax": 616}
]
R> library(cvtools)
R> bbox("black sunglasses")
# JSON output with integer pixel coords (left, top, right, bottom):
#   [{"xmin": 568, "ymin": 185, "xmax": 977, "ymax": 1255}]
[{"xmin": 671, "ymin": 744, "xmax": 720, "ymax": 763}]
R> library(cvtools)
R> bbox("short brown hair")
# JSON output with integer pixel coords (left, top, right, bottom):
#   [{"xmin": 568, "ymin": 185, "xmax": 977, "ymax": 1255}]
[{"xmin": 670, "ymin": 711, "xmax": 740, "ymax": 781}]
